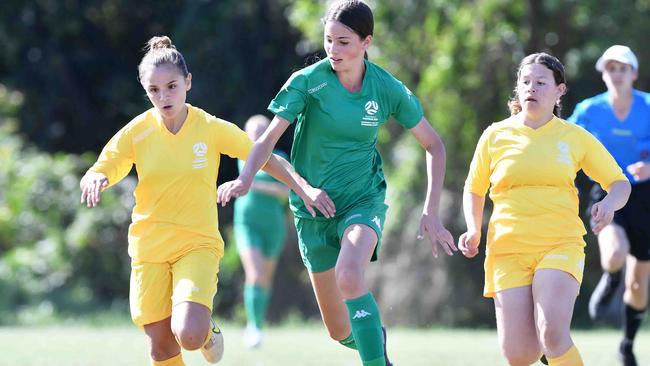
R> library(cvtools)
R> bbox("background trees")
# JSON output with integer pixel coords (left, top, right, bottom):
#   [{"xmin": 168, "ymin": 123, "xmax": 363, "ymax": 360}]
[{"xmin": 1, "ymin": 0, "xmax": 648, "ymax": 326}]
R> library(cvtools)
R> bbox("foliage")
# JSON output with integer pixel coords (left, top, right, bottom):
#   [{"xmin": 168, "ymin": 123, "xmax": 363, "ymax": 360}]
[{"xmin": 0, "ymin": 84, "xmax": 135, "ymax": 323}]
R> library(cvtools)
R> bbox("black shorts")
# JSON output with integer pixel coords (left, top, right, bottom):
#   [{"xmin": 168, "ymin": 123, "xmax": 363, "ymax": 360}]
[{"xmin": 588, "ymin": 181, "xmax": 650, "ymax": 261}]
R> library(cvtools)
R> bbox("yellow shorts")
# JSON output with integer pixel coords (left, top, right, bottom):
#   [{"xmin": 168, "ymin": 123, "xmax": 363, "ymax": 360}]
[
  {"xmin": 129, "ymin": 247, "xmax": 221, "ymax": 327},
  {"xmin": 483, "ymin": 246, "xmax": 585, "ymax": 298}
]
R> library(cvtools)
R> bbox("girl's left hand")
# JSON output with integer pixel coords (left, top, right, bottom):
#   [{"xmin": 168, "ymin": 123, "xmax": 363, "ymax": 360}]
[
  {"xmin": 626, "ymin": 161, "xmax": 650, "ymax": 182},
  {"xmin": 217, "ymin": 178, "xmax": 250, "ymax": 206},
  {"xmin": 591, "ymin": 199, "xmax": 615, "ymax": 235},
  {"xmin": 417, "ymin": 214, "xmax": 457, "ymax": 258}
]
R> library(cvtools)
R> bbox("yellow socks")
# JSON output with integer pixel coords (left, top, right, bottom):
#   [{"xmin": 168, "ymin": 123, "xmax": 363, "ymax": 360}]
[
  {"xmin": 151, "ymin": 353, "xmax": 184, "ymax": 366},
  {"xmin": 548, "ymin": 345, "xmax": 583, "ymax": 366}
]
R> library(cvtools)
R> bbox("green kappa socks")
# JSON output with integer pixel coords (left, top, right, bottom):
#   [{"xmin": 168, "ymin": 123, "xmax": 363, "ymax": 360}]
[
  {"xmin": 344, "ymin": 292, "xmax": 385, "ymax": 366},
  {"xmin": 244, "ymin": 284, "xmax": 270, "ymax": 329}
]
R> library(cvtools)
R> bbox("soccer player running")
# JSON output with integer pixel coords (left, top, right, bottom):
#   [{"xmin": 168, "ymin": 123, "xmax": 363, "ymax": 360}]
[
  {"xmin": 234, "ymin": 115, "xmax": 289, "ymax": 348},
  {"xmin": 218, "ymin": 1, "xmax": 456, "ymax": 365},
  {"xmin": 568, "ymin": 45, "xmax": 650, "ymax": 366},
  {"xmin": 80, "ymin": 36, "xmax": 329, "ymax": 366},
  {"xmin": 459, "ymin": 52, "xmax": 630, "ymax": 366}
]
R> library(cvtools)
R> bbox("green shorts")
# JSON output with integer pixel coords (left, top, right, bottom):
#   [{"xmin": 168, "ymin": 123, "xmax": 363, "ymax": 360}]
[
  {"xmin": 294, "ymin": 202, "xmax": 388, "ymax": 273},
  {"xmin": 234, "ymin": 220, "xmax": 287, "ymax": 259}
]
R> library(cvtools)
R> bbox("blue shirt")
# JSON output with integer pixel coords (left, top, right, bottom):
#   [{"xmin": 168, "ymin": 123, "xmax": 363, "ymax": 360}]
[{"xmin": 568, "ymin": 89, "xmax": 650, "ymax": 184}]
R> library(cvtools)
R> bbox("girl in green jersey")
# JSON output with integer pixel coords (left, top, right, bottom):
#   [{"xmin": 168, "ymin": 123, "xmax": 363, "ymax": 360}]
[{"xmin": 219, "ymin": 1, "xmax": 455, "ymax": 365}]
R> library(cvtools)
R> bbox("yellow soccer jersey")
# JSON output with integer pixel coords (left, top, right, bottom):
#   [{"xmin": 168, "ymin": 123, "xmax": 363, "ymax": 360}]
[
  {"xmin": 464, "ymin": 116, "xmax": 626, "ymax": 254},
  {"xmin": 90, "ymin": 104, "xmax": 252, "ymax": 262}
]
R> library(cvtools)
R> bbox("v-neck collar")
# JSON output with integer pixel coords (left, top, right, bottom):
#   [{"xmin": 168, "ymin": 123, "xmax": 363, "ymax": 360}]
[
  {"xmin": 329, "ymin": 58, "xmax": 370, "ymax": 98},
  {"xmin": 154, "ymin": 104, "xmax": 192, "ymax": 137}
]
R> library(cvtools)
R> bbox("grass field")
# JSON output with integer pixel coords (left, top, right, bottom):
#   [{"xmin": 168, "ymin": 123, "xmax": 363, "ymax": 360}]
[{"xmin": 1, "ymin": 324, "xmax": 648, "ymax": 366}]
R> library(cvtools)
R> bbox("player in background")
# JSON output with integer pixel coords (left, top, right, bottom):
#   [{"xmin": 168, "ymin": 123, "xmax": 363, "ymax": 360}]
[
  {"xmin": 459, "ymin": 52, "xmax": 630, "ymax": 366},
  {"xmin": 569, "ymin": 45, "xmax": 650, "ymax": 366},
  {"xmin": 233, "ymin": 115, "xmax": 289, "ymax": 348}
]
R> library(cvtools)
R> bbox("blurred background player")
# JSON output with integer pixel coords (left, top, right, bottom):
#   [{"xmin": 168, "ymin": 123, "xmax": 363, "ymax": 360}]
[
  {"xmin": 569, "ymin": 44, "xmax": 650, "ymax": 366},
  {"xmin": 234, "ymin": 114, "xmax": 289, "ymax": 348}
]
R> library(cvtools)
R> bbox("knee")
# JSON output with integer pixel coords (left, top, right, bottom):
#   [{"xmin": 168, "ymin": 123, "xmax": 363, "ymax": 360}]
[
  {"xmin": 601, "ymin": 250, "xmax": 626, "ymax": 271},
  {"xmin": 335, "ymin": 267, "xmax": 364, "ymax": 296},
  {"xmin": 501, "ymin": 345, "xmax": 540, "ymax": 366},
  {"xmin": 173, "ymin": 326, "xmax": 207, "ymax": 351},
  {"xmin": 538, "ymin": 321, "xmax": 567, "ymax": 353}
]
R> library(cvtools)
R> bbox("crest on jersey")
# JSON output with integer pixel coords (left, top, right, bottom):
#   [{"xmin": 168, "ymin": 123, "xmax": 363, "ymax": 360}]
[{"xmin": 192, "ymin": 142, "xmax": 208, "ymax": 169}]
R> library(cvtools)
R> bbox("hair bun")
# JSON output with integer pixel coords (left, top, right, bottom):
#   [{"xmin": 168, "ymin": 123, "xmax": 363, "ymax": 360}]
[{"xmin": 147, "ymin": 36, "xmax": 175, "ymax": 51}]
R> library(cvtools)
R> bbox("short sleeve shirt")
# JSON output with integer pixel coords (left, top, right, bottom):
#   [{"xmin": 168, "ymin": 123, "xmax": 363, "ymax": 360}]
[{"xmin": 268, "ymin": 58, "xmax": 424, "ymax": 218}]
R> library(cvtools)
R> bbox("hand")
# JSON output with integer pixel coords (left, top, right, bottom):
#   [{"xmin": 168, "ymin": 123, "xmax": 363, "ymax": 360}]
[
  {"xmin": 626, "ymin": 161, "xmax": 650, "ymax": 182},
  {"xmin": 590, "ymin": 199, "xmax": 615, "ymax": 235},
  {"xmin": 217, "ymin": 178, "xmax": 251, "ymax": 206},
  {"xmin": 80, "ymin": 171, "xmax": 108, "ymax": 208},
  {"xmin": 417, "ymin": 214, "xmax": 456, "ymax": 258},
  {"xmin": 295, "ymin": 185, "xmax": 336, "ymax": 218},
  {"xmin": 458, "ymin": 231, "xmax": 481, "ymax": 258}
]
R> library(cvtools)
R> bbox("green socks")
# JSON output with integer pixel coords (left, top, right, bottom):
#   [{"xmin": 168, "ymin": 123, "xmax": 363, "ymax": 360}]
[
  {"xmin": 244, "ymin": 284, "xmax": 270, "ymax": 329},
  {"xmin": 345, "ymin": 292, "xmax": 385, "ymax": 365}
]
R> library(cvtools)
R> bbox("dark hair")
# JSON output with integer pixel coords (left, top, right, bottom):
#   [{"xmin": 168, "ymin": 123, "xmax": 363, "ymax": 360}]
[
  {"xmin": 507, "ymin": 52, "xmax": 567, "ymax": 117},
  {"xmin": 323, "ymin": 0, "xmax": 374, "ymax": 40},
  {"xmin": 138, "ymin": 36, "xmax": 189, "ymax": 81}
]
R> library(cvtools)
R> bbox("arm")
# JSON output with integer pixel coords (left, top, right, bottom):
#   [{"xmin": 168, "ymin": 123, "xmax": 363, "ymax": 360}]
[
  {"xmin": 250, "ymin": 180, "xmax": 289, "ymax": 198},
  {"xmin": 217, "ymin": 115, "xmax": 289, "ymax": 204},
  {"xmin": 217, "ymin": 115, "xmax": 336, "ymax": 217},
  {"xmin": 626, "ymin": 161, "xmax": 650, "ymax": 182},
  {"xmin": 458, "ymin": 191, "xmax": 485, "ymax": 258},
  {"xmin": 80, "ymin": 126, "xmax": 134, "ymax": 208},
  {"xmin": 591, "ymin": 180, "xmax": 631, "ymax": 234},
  {"xmin": 409, "ymin": 118, "xmax": 456, "ymax": 258}
]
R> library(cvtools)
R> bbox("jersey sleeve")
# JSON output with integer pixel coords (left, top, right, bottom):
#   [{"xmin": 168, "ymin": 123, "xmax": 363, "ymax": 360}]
[
  {"xmin": 464, "ymin": 127, "xmax": 492, "ymax": 196},
  {"xmin": 267, "ymin": 72, "xmax": 308, "ymax": 124},
  {"xmin": 579, "ymin": 129, "xmax": 627, "ymax": 190},
  {"xmin": 213, "ymin": 118, "xmax": 254, "ymax": 160},
  {"xmin": 89, "ymin": 125, "xmax": 134, "ymax": 188},
  {"xmin": 390, "ymin": 80, "xmax": 424, "ymax": 129}
]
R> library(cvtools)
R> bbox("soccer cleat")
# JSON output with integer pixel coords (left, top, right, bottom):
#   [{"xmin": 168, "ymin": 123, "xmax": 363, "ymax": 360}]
[
  {"xmin": 588, "ymin": 271, "xmax": 624, "ymax": 326},
  {"xmin": 617, "ymin": 340, "xmax": 637, "ymax": 366},
  {"xmin": 539, "ymin": 354, "xmax": 548, "ymax": 365},
  {"xmin": 382, "ymin": 326, "xmax": 393, "ymax": 366},
  {"xmin": 243, "ymin": 324, "xmax": 264, "ymax": 349},
  {"xmin": 201, "ymin": 318, "xmax": 224, "ymax": 364}
]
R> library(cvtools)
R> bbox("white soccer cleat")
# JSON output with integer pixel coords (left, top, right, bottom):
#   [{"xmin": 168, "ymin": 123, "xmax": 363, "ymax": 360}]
[
  {"xmin": 201, "ymin": 318, "xmax": 224, "ymax": 364},
  {"xmin": 243, "ymin": 324, "xmax": 263, "ymax": 349}
]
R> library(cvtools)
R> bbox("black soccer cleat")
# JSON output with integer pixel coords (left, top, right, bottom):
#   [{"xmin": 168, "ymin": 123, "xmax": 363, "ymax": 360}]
[
  {"xmin": 589, "ymin": 271, "xmax": 624, "ymax": 326},
  {"xmin": 617, "ymin": 340, "xmax": 637, "ymax": 366},
  {"xmin": 539, "ymin": 354, "xmax": 548, "ymax": 365}
]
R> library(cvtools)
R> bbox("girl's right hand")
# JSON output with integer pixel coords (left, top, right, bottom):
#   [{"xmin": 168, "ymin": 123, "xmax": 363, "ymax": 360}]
[
  {"xmin": 296, "ymin": 185, "xmax": 336, "ymax": 219},
  {"xmin": 458, "ymin": 231, "xmax": 480, "ymax": 258},
  {"xmin": 80, "ymin": 171, "xmax": 109, "ymax": 208}
]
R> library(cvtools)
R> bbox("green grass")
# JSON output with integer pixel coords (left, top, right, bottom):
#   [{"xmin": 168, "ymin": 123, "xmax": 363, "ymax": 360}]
[{"xmin": 1, "ymin": 324, "xmax": 648, "ymax": 365}]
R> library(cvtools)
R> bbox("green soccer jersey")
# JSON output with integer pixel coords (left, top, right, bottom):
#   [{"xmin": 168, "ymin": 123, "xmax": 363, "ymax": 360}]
[{"xmin": 268, "ymin": 58, "xmax": 424, "ymax": 218}]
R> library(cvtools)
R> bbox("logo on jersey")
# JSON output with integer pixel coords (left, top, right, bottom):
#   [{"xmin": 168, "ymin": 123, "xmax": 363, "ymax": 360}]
[
  {"xmin": 556, "ymin": 141, "xmax": 571, "ymax": 164},
  {"xmin": 352, "ymin": 309, "xmax": 372, "ymax": 319},
  {"xmin": 192, "ymin": 142, "xmax": 208, "ymax": 169},
  {"xmin": 361, "ymin": 100, "xmax": 380, "ymax": 127},
  {"xmin": 308, "ymin": 82, "xmax": 328, "ymax": 94},
  {"xmin": 371, "ymin": 216, "xmax": 381, "ymax": 229}
]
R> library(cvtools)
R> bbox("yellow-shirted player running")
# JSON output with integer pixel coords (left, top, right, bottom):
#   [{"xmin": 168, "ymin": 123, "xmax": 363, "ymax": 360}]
[
  {"xmin": 459, "ymin": 53, "xmax": 631, "ymax": 366},
  {"xmin": 79, "ymin": 36, "xmax": 330, "ymax": 366}
]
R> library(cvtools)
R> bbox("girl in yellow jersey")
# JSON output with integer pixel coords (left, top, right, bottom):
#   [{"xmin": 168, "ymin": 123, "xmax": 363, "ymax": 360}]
[
  {"xmin": 459, "ymin": 53, "xmax": 631, "ymax": 366},
  {"xmin": 79, "ymin": 36, "xmax": 331, "ymax": 366}
]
